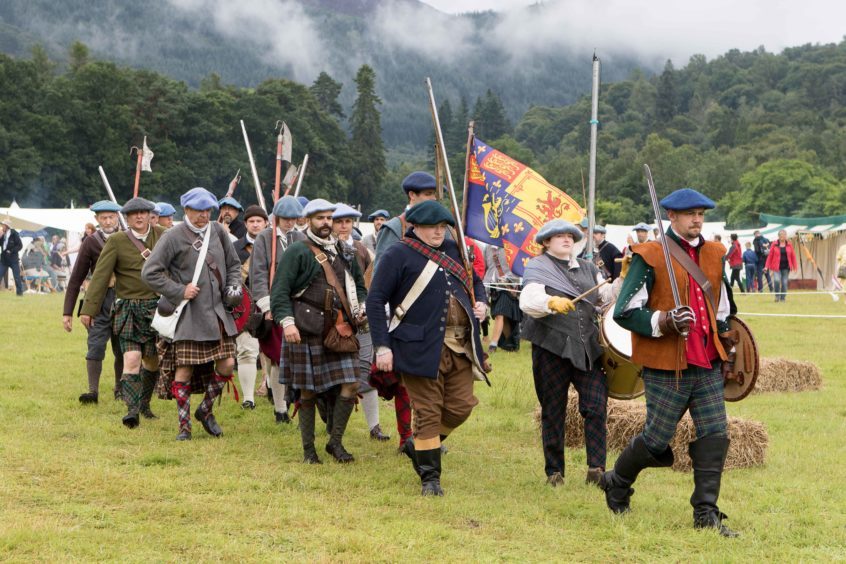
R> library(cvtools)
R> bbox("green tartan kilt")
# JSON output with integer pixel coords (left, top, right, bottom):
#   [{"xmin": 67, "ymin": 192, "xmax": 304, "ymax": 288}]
[{"xmin": 112, "ymin": 298, "xmax": 158, "ymax": 357}]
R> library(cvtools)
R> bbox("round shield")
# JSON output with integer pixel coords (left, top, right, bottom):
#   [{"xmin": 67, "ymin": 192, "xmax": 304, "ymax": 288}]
[{"xmin": 724, "ymin": 315, "xmax": 759, "ymax": 402}]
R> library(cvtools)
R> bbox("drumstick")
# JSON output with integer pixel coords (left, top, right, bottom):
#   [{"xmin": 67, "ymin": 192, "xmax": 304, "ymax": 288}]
[{"xmin": 571, "ymin": 279, "xmax": 611, "ymax": 305}]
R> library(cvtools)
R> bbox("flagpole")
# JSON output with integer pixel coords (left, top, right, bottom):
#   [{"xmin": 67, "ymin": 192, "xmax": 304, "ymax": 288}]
[
  {"xmin": 585, "ymin": 54, "xmax": 600, "ymax": 260},
  {"xmin": 240, "ymin": 120, "xmax": 267, "ymax": 211},
  {"xmin": 425, "ymin": 77, "xmax": 474, "ymax": 303},
  {"xmin": 461, "ymin": 121, "xmax": 475, "ymax": 228}
]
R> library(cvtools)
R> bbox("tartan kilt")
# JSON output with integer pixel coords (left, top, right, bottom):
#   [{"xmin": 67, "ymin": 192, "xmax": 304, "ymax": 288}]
[
  {"xmin": 491, "ymin": 290, "xmax": 522, "ymax": 321},
  {"xmin": 112, "ymin": 298, "xmax": 158, "ymax": 357},
  {"xmin": 156, "ymin": 336, "xmax": 237, "ymax": 398},
  {"xmin": 281, "ymin": 334, "xmax": 358, "ymax": 393}
]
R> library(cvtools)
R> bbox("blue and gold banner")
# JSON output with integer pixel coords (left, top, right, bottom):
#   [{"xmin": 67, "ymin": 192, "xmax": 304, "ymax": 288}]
[{"xmin": 465, "ymin": 137, "xmax": 584, "ymax": 275}]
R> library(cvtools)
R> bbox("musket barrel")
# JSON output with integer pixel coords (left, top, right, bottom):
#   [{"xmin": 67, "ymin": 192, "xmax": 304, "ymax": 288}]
[{"xmin": 293, "ymin": 154, "xmax": 309, "ymax": 198}]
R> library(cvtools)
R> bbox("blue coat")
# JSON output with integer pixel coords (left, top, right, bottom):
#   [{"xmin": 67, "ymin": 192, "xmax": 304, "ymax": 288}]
[{"xmin": 366, "ymin": 236, "xmax": 487, "ymax": 380}]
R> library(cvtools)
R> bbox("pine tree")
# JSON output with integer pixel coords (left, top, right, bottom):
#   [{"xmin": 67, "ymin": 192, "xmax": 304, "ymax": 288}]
[
  {"xmin": 472, "ymin": 89, "xmax": 511, "ymax": 140},
  {"xmin": 349, "ymin": 65, "xmax": 386, "ymax": 208},
  {"xmin": 310, "ymin": 71, "xmax": 345, "ymax": 120},
  {"xmin": 655, "ymin": 59, "xmax": 678, "ymax": 124},
  {"xmin": 68, "ymin": 41, "xmax": 89, "ymax": 73}
]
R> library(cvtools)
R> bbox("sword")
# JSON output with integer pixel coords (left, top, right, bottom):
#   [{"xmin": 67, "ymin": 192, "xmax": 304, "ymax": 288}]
[{"xmin": 644, "ymin": 164, "xmax": 688, "ymax": 338}]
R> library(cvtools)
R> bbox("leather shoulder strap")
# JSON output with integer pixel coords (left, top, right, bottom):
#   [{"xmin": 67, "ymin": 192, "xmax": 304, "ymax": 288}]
[
  {"xmin": 124, "ymin": 229, "xmax": 151, "ymax": 260},
  {"xmin": 307, "ymin": 244, "xmax": 353, "ymax": 322},
  {"xmin": 389, "ymin": 260, "xmax": 439, "ymax": 332},
  {"xmin": 664, "ymin": 236, "xmax": 718, "ymax": 315}
]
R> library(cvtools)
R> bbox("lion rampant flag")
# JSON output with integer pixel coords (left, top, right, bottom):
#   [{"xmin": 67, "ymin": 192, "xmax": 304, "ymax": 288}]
[{"xmin": 464, "ymin": 137, "xmax": 584, "ymax": 275}]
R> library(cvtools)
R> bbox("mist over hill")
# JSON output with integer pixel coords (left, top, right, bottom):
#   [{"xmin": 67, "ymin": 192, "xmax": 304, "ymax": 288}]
[{"xmin": 0, "ymin": 0, "xmax": 654, "ymax": 147}]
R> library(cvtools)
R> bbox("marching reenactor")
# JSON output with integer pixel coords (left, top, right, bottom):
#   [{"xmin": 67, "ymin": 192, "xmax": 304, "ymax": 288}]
[
  {"xmin": 218, "ymin": 196, "xmax": 246, "ymax": 240},
  {"xmin": 603, "ymin": 188, "xmax": 739, "ymax": 537},
  {"xmin": 362, "ymin": 209, "xmax": 389, "ymax": 254},
  {"xmin": 80, "ymin": 197, "xmax": 164, "ymax": 429},
  {"xmin": 142, "ymin": 188, "xmax": 243, "ymax": 440},
  {"xmin": 373, "ymin": 172, "xmax": 439, "ymax": 270},
  {"xmin": 250, "ymin": 195, "xmax": 306, "ymax": 423},
  {"xmin": 519, "ymin": 219, "xmax": 613, "ymax": 487},
  {"xmin": 156, "ymin": 202, "xmax": 177, "ymax": 229},
  {"xmin": 294, "ymin": 197, "xmax": 309, "ymax": 232},
  {"xmin": 62, "ymin": 200, "xmax": 124, "ymax": 404},
  {"xmin": 367, "ymin": 201, "xmax": 489, "ymax": 496},
  {"xmin": 333, "ymin": 203, "xmax": 390, "ymax": 442},
  {"xmin": 483, "ymin": 244, "xmax": 522, "ymax": 354},
  {"xmin": 270, "ymin": 199, "xmax": 367, "ymax": 464},
  {"xmin": 592, "ymin": 225, "xmax": 623, "ymax": 281},
  {"xmin": 232, "ymin": 204, "xmax": 268, "ymax": 409}
]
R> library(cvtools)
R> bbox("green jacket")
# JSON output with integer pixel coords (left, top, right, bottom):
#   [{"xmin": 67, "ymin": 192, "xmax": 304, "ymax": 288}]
[
  {"xmin": 270, "ymin": 240, "xmax": 367, "ymax": 322},
  {"xmin": 81, "ymin": 226, "xmax": 164, "ymax": 317},
  {"xmin": 613, "ymin": 229, "xmax": 731, "ymax": 336}
]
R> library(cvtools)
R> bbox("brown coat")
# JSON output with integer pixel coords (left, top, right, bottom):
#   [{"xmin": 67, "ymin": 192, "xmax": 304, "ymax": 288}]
[{"xmin": 630, "ymin": 241, "xmax": 728, "ymax": 371}]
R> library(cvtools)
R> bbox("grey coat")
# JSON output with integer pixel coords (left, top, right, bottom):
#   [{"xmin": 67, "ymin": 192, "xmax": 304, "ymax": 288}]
[
  {"xmin": 249, "ymin": 226, "xmax": 306, "ymax": 312},
  {"xmin": 142, "ymin": 222, "xmax": 241, "ymax": 341}
]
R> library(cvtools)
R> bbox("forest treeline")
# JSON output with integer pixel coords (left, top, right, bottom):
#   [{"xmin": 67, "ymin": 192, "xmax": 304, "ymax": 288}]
[{"xmin": 2, "ymin": 39, "xmax": 846, "ymax": 227}]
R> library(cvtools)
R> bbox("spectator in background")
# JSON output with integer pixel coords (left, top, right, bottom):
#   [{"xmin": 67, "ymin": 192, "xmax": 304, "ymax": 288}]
[
  {"xmin": 34, "ymin": 237, "xmax": 59, "ymax": 291},
  {"xmin": 742, "ymin": 242, "xmax": 758, "ymax": 292},
  {"xmin": 726, "ymin": 234, "xmax": 744, "ymax": 292},
  {"xmin": 21, "ymin": 242, "xmax": 52, "ymax": 293},
  {"xmin": 765, "ymin": 229, "xmax": 797, "ymax": 302},
  {"xmin": 753, "ymin": 230, "xmax": 772, "ymax": 292},
  {"xmin": 0, "ymin": 219, "xmax": 24, "ymax": 296}
]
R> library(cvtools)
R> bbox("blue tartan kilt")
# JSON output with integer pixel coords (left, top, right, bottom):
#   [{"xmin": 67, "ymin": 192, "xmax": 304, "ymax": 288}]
[{"xmin": 281, "ymin": 334, "xmax": 358, "ymax": 393}]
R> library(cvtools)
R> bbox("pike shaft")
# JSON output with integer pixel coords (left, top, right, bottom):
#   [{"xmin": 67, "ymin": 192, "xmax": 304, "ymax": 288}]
[
  {"xmin": 240, "ymin": 120, "xmax": 266, "ymax": 210},
  {"xmin": 293, "ymin": 154, "xmax": 309, "ymax": 198},
  {"xmin": 98, "ymin": 166, "xmax": 127, "ymax": 230},
  {"xmin": 425, "ymin": 77, "xmax": 473, "ymax": 302}
]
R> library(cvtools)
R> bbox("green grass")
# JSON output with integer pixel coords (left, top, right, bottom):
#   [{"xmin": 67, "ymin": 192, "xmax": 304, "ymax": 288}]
[{"xmin": 1, "ymin": 291, "xmax": 845, "ymax": 561}]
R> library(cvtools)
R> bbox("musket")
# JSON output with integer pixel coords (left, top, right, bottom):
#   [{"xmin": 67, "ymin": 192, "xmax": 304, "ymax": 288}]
[
  {"xmin": 425, "ymin": 77, "xmax": 475, "ymax": 303},
  {"xmin": 293, "ymin": 154, "xmax": 309, "ymax": 198},
  {"xmin": 644, "ymin": 164, "xmax": 685, "ymax": 332},
  {"xmin": 240, "ymin": 120, "xmax": 267, "ymax": 211},
  {"xmin": 97, "ymin": 166, "xmax": 127, "ymax": 230}
]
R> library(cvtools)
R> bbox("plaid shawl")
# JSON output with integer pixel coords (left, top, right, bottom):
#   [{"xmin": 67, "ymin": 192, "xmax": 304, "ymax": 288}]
[{"xmin": 401, "ymin": 238, "xmax": 473, "ymax": 298}]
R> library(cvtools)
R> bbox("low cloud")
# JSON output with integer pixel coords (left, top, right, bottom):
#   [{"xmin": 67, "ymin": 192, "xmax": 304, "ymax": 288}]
[
  {"xmin": 167, "ymin": 0, "xmax": 328, "ymax": 81},
  {"xmin": 370, "ymin": 1, "xmax": 477, "ymax": 61}
]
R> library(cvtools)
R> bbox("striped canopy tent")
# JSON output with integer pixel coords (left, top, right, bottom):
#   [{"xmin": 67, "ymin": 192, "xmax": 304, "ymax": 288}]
[{"xmin": 750, "ymin": 213, "xmax": 846, "ymax": 289}]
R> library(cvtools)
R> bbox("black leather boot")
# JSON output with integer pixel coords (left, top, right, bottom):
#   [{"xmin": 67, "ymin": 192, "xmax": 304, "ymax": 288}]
[
  {"xmin": 689, "ymin": 436, "xmax": 739, "ymax": 538},
  {"xmin": 120, "ymin": 373, "xmax": 142, "ymax": 429},
  {"xmin": 299, "ymin": 399, "xmax": 321, "ymax": 464},
  {"xmin": 600, "ymin": 435, "xmax": 674, "ymax": 513},
  {"xmin": 402, "ymin": 438, "xmax": 421, "ymax": 477},
  {"xmin": 139, "ymin": 368, "xmax": 158, "ymax": 419},
  {"xmin": 417, "ymin": 447, "xmax": 444, "ymax": 496},
  {"xmin": 325, "ymin": 396, "xmax": 355, "ymax": 463}
]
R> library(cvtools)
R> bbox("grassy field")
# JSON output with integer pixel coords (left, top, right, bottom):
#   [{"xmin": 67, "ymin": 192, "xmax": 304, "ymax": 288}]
[{"xmin": 1, "ymin": 290, "xmax": 845, "ymax": 562}]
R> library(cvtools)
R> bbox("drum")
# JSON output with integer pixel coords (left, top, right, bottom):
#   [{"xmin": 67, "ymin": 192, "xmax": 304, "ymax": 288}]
[{"xmin": 599, "ymin": 306, "xmax": 644, "ymax": 400}]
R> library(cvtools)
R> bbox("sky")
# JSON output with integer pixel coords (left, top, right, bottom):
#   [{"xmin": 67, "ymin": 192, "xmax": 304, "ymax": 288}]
[{"xmin": 422, "ymin": 0, "xmax": 846, "ymax": 61}]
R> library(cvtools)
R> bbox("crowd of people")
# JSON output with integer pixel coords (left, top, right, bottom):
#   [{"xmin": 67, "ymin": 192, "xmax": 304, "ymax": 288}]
[{"xmin": 41, "ymin": 171, "xmax": 751, "ymax": 537}]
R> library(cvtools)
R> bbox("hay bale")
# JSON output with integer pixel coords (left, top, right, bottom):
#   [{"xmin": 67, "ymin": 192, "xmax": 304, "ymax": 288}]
[
  {"xmin": 532, "ymin": 392, "xmax": 768, "ymax": 472},
  {"xmin": 754, "ymin": 357, "xmax": 822, "ymax": 393}
]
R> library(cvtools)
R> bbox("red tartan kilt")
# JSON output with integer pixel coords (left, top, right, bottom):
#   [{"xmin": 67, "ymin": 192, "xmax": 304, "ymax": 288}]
[{"xmin": 259, "ymin": 323, "xmax": 283, "ymax": 365}]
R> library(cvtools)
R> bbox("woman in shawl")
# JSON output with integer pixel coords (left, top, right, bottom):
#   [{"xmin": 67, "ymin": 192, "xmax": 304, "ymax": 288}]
[{"xmin": 519, "ymin": 219, "xmax": 614, "ymax": 488}]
